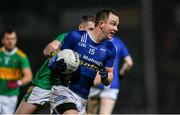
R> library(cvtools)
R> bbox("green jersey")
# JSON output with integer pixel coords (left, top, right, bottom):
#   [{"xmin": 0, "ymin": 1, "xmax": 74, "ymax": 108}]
[
  {"xmin": 0, "ymin": 47, "xmax": 31, "ymax": 96},
  {"xmin": 32, "ymin": 33, "xmax": 67, "ymax": 89}
]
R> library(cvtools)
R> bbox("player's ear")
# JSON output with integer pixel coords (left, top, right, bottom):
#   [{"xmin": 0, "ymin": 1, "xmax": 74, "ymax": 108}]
[
  {"xmin": 99, "ymin": 21, "xmax": 104, "ymax": 29},
  {"xmin": 1, "ymin": 37, "xmax": 4, "ymax": 44},
  {"xmin": 78, "ymin": 24, "xmax": 84, "ymax": 30}
]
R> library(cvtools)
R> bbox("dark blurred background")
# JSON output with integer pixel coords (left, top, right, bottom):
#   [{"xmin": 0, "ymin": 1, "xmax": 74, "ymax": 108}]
[{"xmin": 0, "ymin": 0, "xmax": 180, "ymax": 114}]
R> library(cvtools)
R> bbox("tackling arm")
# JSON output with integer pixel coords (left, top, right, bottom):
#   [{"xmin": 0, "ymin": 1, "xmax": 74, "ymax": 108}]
[{"xmin": 43, "ymin": 40, "xmax": 61, "ymax": 57}]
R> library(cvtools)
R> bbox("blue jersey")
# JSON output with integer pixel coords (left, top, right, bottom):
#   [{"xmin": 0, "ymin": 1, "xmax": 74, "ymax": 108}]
[
  {"xmin": 98, "ymin": 36, "xmax": 129, "ymax": 89},
  {"xmin": 60, "ymin": 30, "xmax": 116, "ymax": 99}
]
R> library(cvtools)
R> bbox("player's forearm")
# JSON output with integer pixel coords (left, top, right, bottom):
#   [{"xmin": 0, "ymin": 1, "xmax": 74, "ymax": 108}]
[
  {"xmin": 43, "ymin": 40, "xmax": 61, "ymax": 57},
  {"xmin": 120, "ymin": 62, "xmax": 134, "ymax": 76},
  {"xmin": 120, "ymin": 63, "xmax": 131, "ymax": 75},
  {"xmin": 43, "ymin": 44, "xmax": 56, "ymax": 57},
  {"xmin": 120, "ymin": 56, "xmax": 133, "ymax": 75},
  {"xmin": 19, "ymin": 76, "xmax": 32, "ymax": 85},
  {"xmin": 93, "ymin": 72, "xmax": 101, "ymax": 86},
  {"xmin": 19, "ymin": 69, "xmax": 33, "ymax": 85}
]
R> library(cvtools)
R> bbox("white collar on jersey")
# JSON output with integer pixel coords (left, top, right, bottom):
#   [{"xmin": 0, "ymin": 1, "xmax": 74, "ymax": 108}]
[
  {"xmin": 87, "ymin": 31, "xmax": 99, "ymax": 43},
  {"xmin": 2, "ymin": 47, "xmax": 18, "ymax": 56}
]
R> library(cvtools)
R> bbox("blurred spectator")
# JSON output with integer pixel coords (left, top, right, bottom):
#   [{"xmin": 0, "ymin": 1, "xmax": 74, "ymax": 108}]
[{"xmin": 0, "ymin": 28, "xmax": 32, "ymax": 114}]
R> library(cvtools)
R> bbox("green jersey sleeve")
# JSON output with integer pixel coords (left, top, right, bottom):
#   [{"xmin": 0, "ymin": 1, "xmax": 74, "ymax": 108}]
[
  {"xmin": 16, "ymin": 49, "xmax": 31, "ymax": 69},
  {"xmin": 20, "ymin": 57, "xmax": 31, "ymax": 68},
  {"xmin": 55, "ymin": 33, "xmax": 67, "ymax": 42}
]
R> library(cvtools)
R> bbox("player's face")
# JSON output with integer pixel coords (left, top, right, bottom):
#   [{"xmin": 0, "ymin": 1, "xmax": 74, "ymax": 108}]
[
  {"xmin": 79, "ymin": 21, "xmax": 95, "ymax": 31},
  {"xmin": 2, "ymin": 32, "xmax": 17, "ymax": 51},
  {"xmin": 102, "ymin": 13, "xmax": 119, "ymax": 39},
  {"xmin": 84, "ymin": 21, "xmax": 95, "ymax": 31}
]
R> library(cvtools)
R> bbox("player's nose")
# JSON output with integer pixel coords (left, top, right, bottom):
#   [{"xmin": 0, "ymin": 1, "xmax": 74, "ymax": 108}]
[{"xmin": 114, "ymin": 26, "xmax": 118, "ymax": 32}]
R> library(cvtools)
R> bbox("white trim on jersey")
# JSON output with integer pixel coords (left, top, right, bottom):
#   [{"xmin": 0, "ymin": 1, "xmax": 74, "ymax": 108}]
[
  {"xmin": 2, "ymin": 47, "xmax": 17, "ymax": 55},
  {"xmin": 80, "ymin": 33, "xmax": 87, "ymax": 43},
  {"xmin": 87, "ymin": 31, "xmax": 98, "ymax": 43}
]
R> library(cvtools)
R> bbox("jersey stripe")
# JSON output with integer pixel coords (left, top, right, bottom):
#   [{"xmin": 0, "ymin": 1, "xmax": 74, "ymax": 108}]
[
  {"xmin": 0, "ymin": 67, "xmax": 21, "ymax": 80},
  {"xmin": 16, "ymin": 49, "xmax": 27, "ymax": 58}
]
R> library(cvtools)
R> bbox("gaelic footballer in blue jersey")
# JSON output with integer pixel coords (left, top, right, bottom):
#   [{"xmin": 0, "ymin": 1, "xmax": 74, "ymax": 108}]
[
  {"xmin": 15, "ymin": 15, "xmax": 95, "ymax": 114},
  {"xmin": 49, "ymin": 9, "xmax": 120, "ymax": 114}
]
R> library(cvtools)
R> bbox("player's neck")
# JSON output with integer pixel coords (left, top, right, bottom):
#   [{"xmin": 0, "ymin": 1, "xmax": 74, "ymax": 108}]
[
  {"xmin": 90, "ymin": 28, "xmax": 104, "ymax": 43},
  {"xmin": 2, "ymin": 47, "xmax": 17, "ymax": 55}
]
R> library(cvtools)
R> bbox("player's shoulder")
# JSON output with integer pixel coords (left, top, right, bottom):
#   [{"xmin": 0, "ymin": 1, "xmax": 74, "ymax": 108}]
[
  {"xmin": 68, "ymin": 30, "xmax": 87, "ymax": 36},
  {"xmin": 111, "ymin": 36, "xmax": 124, "ymax": 44},
  {"xmin": 66, "ymin": 30, "xmax": 87, "ymax": 42},
  {"xmin": 104, "ymin": 40, "xmax": 116, "ymax": 50},
  {"xmin": 105, "ymin": 40, "xmax": 116, "ymax": 57},
  {"xmin": 111, "ymin": 36, "xmax": 126, "ymax": 47},
  {"xmin": 16, "ymin": 48, "xmax": 27, "ymax": 58},
  {"xmin": 55, "ymin": 32, "xmax": 68, "ymax": 42}
]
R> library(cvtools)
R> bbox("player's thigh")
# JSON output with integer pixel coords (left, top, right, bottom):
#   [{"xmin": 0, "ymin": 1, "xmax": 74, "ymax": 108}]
[
  {"xmin": 99, "ymin": 88, "xmax": 119, "ymax": 114},
  {"xmin": 87, "ymin": 98, "xmax": 99, "ymax": 114},
  {"xmin": 15, "ymin": 100, "xmax": 40, "ymax": 114},
  {"xmin": 52, "ymin": 102, "xmax": 79, "ymax": 114},
  {"xmin": 99, "ymin": 97, "xmax": 116, "ymax": 114},
  {"xmin": 87, "ymin": 87, "xmax": 101, "ymax": 114}
]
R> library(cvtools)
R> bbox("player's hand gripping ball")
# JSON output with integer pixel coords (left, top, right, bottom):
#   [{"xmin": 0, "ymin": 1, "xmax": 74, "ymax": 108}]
[{"xmin": 49, "ymin": 49, "xmax": 80, "ymax": 74}]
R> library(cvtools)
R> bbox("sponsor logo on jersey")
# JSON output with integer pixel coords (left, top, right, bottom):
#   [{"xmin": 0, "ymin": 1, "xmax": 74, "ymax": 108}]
[
  {"xmin": 83, "ymin": 55, "xmax": 102, "ymax": 66},
  {"xmin": 80, "ymin": 60, "xmax": 99, "ymax": 71},
  {"xmin": 100, "ymin": 48, "xmax": 106, "ymax": 57},
  {"xmin": 13, "ymin": 60, "xmax": 18, "ymax": 65},
  {"xmin": 78, "ymin": 42, "xmax": 86, "ymax": 48}
]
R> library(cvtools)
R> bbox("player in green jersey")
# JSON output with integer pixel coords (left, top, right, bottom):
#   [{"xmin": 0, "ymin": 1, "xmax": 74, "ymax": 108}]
[
  {"xmin": 0, "ymin": 28, "xmax": 33, "ymax": 114},
  {"xmin": 15, "ymin": 15, "xmax": 95, "ymax": 114}
]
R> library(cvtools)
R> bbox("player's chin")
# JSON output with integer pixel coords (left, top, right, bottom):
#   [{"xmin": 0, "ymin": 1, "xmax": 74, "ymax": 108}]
[{"xmin": 107, "ymin": 34, "xmax": 113, "ymax": 40}]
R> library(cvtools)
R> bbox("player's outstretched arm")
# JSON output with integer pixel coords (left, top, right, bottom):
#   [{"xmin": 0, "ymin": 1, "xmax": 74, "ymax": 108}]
[{"xmin": 43, "ymin": 40, "xmax": 61, "ymax": 57}]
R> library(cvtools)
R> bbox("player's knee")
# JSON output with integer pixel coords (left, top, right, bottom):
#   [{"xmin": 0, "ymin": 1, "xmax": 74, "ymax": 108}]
[{"xmin": 52, "ymin": 102, "xmax": 78, "ymax": 114}]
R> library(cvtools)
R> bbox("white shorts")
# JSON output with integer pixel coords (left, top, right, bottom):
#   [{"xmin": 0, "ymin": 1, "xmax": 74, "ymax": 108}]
[
  {"xmin": 50, "ymin": 85, "xmax": 87, "ymax": 114},
  {"xmin": 0, "ymin": 95, "xmax": 17, "ymax": 114},
  {"xmin": 88, "ymin": 87, "xmax": 119, "ymax": 100},
  {"xmin": 24, "ymin": 86, "xmax": 51, "ymax": 105}
]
